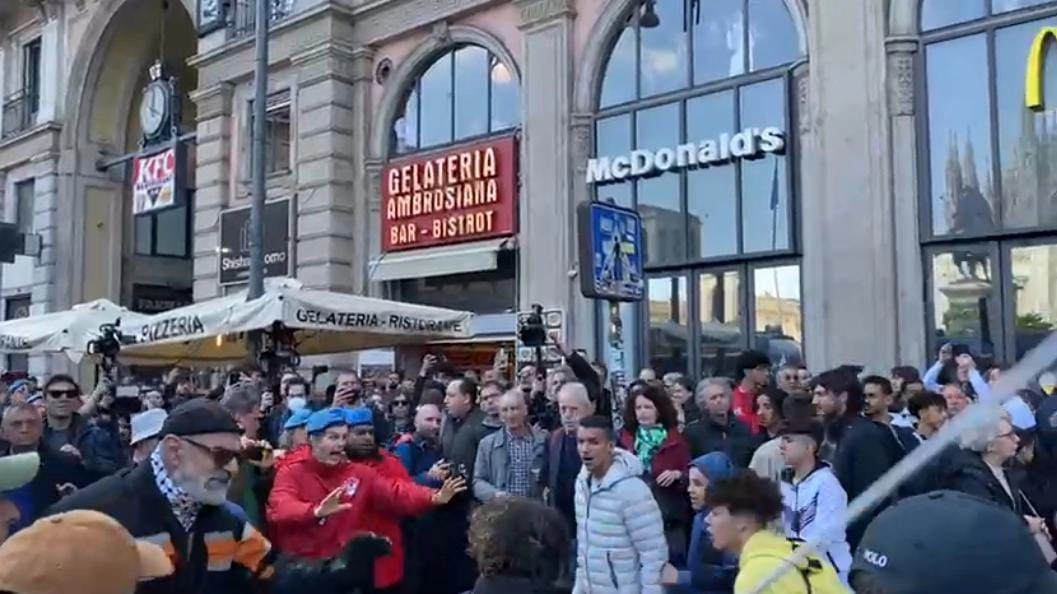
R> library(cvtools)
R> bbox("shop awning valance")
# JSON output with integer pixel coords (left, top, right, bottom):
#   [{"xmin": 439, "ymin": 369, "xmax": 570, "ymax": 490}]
[
  {"xmin": 0, "ymin": 299, "xmax": 149, "ymax": 362},
  {"xmin": 368, "ymin": 237, "xmax": 515, "ymax": 282}
]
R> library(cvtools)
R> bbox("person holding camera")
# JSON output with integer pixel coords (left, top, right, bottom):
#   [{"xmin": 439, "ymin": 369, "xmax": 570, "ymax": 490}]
[{"xmin": 333, "ymin": 371, "xmax": 391, "ymax": 445}]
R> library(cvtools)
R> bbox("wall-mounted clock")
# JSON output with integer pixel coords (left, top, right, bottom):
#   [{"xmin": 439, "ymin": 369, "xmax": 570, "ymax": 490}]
[{"xmin": 139, "ymin": 80, "xmax": 170, "ymax": 139}]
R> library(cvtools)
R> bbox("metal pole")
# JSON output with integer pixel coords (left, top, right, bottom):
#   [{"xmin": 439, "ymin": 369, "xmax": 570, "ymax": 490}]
[
  {"xmin": 247, "ymin": 0, "xmax": 269, "ymax": 362},
  {"xmin": 248, "ymin": 0, "xmax": 268, "ymax": 301}
]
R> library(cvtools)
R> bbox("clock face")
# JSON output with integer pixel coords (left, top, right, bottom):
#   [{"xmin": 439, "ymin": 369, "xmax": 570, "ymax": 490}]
[{"xmin": 139, "ymin": 82, "xmax": 169, "ymax": 137}]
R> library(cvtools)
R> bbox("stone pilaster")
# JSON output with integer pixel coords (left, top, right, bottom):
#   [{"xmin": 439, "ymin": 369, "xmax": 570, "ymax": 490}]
[
  {"xmin": 801, "ymin": 0, "xmax": 899, "ymax": 370},
  {"xmin": 189, "ymin": 82, "xmax": 234, "ymax": 301},
  {"xmin": 350, "ymin": 46, "xmax": 375, "ymax": 296},
  {"xmin": 515, "ymin": 0, "xmax": 585, "ymax": 343},
  {"xmin": 886, "ymin": 37, "xmax": 926, "ymax": 365},
  {"xmin": 364, "ymin": 157, "xmax": 384, "ymax": 298},
  {"xmin": 291, "ymin": 41, "xmax": 359, "ymax": 294}
]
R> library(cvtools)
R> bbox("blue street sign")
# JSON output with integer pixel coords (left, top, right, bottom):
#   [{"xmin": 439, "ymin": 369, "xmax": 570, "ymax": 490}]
[{"xmin": 576, "ymin": 201, "xmax": 645, "ymax": 302}]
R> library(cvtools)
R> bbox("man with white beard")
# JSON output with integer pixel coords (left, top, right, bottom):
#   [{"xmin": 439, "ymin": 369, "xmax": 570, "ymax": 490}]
[{"xmin": 48, "ymin": 399, "xmax": 390, "ymax": 594}]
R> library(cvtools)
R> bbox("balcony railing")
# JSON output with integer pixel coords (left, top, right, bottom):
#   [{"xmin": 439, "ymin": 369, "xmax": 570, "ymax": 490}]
[
  {"xmin": 2, "ymin": 90, "xmax": 37, "ymax": 140},
  {"xmin": 228, "ymin": 0, "xmax": 291, "ymax": 40}
]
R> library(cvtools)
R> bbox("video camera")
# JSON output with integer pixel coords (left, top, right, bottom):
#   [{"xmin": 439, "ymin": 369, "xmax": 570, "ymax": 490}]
[
  {"xmin": 518, "ymin": 303, "xmax": 547, "ymax": 348},
  {"xmin": 86, "ymin": 323, "xmax": 136, "ymax": 372}
]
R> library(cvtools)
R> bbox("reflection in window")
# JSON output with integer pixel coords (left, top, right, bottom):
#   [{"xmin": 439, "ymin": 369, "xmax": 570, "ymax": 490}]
[
  {"xmin": 995, "ymin": 19, "xmax": 1057, "ymax": 230},
  {"xmin": 636, "ymin": 104, "xmax": 682, "ymax": 266},
  {"xmin": 639, "ymin": 0, "xmax": 688, "ymax": 98},
  {"xmin": 992, "ymin": 0, "xmax": 1053, "ymax": 17},
  {"xmin": 1010, "ymin": 243, "xmax": 1057, "ymax": 359},
  {"xmin": 740, "ymin": 78, "xmax": 789, "ymax": 252},
  {"xmin": 454, "ymin": 46, "xmax": 489, "ymax": 140},
  {"xmin": 753, "ymin": 263, "xmax": 802, "ymax": 361},
  {"xmin": 687, "ymin": 91, "xmax": 737, "ymax": 257},
  {"xmin": 925, "ymin": 35, "xmax": 994, "ymax": 237},
  {"xmin": 595, "ymin": 114, "xmax": 633, "ymax": 208},
  {"xmin": 390, "ymin": 45, "xmax": 521, "ymax": 154},
  {"xmin": 747, "ymin": 0, "xmax": 800, "ymax": 73},
  {"xmin": 920, "ymin": 0, "xmax": 986, "ymax": 31},
  {"xmin": 647, "ymin": 275, "xmax": 689, "ymax": 375},
  {"xmin": 930, "ymin": 248, "xmax": 998, "ymax": 356},
  {"xmin": 693, "ymin": 0, "xmax": 743, "ymax": 85},
  {"xmin": 699, "ymin": 271, "xmax": 742, "ymax": 377},
  {"xmin": 155, "ymin": 204, "xmax": 188, "ymax": 257},
  {"xmin": 598, "ymin": 0, "xmax": 801, "ymax": 107}
]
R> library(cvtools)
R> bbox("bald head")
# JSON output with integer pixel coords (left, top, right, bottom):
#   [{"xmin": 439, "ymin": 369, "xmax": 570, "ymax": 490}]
[
  {"xmin": 414, "ymin": 403, "xmax": 442, "ymax": 439},
  {"xmin": 558, "ymin": 382, "xmax": 594, "ymax": 433}
]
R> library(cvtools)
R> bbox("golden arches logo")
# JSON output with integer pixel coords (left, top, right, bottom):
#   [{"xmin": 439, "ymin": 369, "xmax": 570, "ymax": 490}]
[{"xmin": 1026, "ymin": 27, "xmax": 1057, "ymax": 111}]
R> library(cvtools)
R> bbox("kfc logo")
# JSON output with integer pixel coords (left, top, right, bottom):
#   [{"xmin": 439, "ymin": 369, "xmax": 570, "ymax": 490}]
[{"xmin": 132, "ymin": 147, "xmax": 182, "ymax": 215}]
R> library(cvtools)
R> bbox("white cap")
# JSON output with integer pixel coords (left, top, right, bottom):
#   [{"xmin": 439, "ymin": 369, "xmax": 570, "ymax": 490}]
[
  {"xmin": 287, "ymin": 396, "xmax": 307, "ymax": 412},
  {"xmin": 130, "ymin": 409, "xmax": 168, "ymax": 445},
  {"xmin": 1003, "ymin": 395, "xmax": 1036, "ymax": 431},
  {"xmin": 1040, "ymin": 371, "xmax": 1056, "ymax": 389}
]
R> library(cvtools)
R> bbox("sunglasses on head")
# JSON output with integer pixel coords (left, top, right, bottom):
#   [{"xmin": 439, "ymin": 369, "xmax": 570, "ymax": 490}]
[
  {"xmin": 182, "ymin": 437, "xmax": 241, "ymax": 467},
  {"xmin": 47, "ymin": 389, "xmax": 79, "ymax": 399}
]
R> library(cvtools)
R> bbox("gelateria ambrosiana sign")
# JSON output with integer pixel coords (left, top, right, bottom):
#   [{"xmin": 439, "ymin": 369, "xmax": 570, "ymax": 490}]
[{"xmin": 585, "ymin": 126, "xmax": 785, "ymax": 185}]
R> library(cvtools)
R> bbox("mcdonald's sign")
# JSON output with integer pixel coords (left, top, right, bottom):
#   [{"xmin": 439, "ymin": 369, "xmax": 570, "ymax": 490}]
[{"xmin": 1026, "ymin": 27, "xmax": 1057, "ymax": 111}]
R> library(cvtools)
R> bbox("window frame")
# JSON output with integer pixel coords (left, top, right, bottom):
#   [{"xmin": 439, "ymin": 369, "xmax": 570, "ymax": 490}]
[
  {"xmin": 389, "ymin": 43, "xmax": 521, "ymax": 157},
  {"xmin": 916, "ymin": 3, "xmax": 1057, "ymax": 243},
  {"xmin": 21, "ymin": 37, "xmax": 41, "ymax": 117},
  {"xmin": 4, "ymin": 295, "xmax": 31, "ymax": 372},
  {"xmin": 13, "ymin": 178, "xmax": 34, "ymax": 235},
  {"xmin": 133, "ymin": 190, "xmax": 194, "ymax": 259},
  {"xmin": 247, "ymin": 89, "xmax": 293, "ymax": 178},
  {"xmin": 919, "ymin": 0, "xmax": 1057, "ymax": 33}
]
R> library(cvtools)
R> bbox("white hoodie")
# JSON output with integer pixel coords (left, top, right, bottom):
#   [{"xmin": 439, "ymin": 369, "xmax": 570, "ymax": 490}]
[{"xmin": 780, "ymin": 463, "xmax": 853, "ymax": 584}]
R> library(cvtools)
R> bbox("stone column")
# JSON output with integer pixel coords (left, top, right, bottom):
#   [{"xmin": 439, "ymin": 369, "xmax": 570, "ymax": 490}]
[
  {"xmin": 886, "ymin": 37, "xmax": 927, "ymax": 365},
  {"xmin": 516, "ymin": 0, "xmax": 582, "ymax": 341},
  {"xmin": 189, "ymin": 82, "xmax": 234, "ymax": 301},
  {"xmin": 349, "ymin": 47, "xmax": 375, "ymax": 296},
  {"xmin": 291, "ymin": 41, "xmax": 359, "ymax": 294},
  {"xmin": 801, "ymin": 0, "xmax": 898, "ymax": 370},
  {"xmin": 364, "ymin": 158, "xmax": 384, "ymax": 298}
]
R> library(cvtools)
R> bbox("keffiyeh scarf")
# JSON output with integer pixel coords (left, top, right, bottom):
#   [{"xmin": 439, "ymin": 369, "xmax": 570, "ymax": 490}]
[{"xmin": 151, "ymin": 446, "xmax": 202, "ymax": 531}]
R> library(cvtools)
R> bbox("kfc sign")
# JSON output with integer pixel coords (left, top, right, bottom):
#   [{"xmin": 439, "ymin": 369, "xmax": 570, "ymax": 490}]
[
  {"xmin": 382, "ymin": 135, "xmax": 518, "ymax": 252},
  {"xmin": 132, "ymin": 145, "xmax": 186, "ymax": 215}
]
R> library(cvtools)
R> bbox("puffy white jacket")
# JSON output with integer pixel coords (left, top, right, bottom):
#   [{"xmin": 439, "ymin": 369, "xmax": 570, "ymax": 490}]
[{"xmin": 573, "ymin": 448, "xmax": 667, "ymax": 594}]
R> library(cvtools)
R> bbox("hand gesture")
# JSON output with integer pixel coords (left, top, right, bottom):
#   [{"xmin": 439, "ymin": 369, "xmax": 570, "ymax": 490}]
[
  {"xmin": 432, "ymin": 476, "xmax": 467, "ymax": 505},
  {"xmin": 939, "ymin": 343, "xmax": 953, "ymax": 363},
  {"xmin": 314, "ymin": 486, "xmax": 353, "ymax": 518},
  {"xmin": 661, "ymin": 563, "xmax": 679, "ymax": 585},
  {"xmin": 91, "ymin": 376, "xmax": 111, "ymax": 401},
  {"xmin": 427, "ymin": 460, "xmax": 451, "ymax": 481},
  {"xmin": 956, "ymin": 353, "xmax": 975, "ymax": 370},
  {"xmin": 420, "ymin": 354, "xmax": 437, "ymax": 378},
  {"xmin": 656, "ymin": 469, "xmax": 681, "ymax": 487}
]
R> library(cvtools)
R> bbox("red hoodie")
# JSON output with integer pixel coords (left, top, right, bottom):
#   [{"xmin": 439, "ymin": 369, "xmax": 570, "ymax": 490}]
[
  {"xmin": 266, "ymin": 452, "xmax": 434, "ymax": 564},
  {"xmin": 353, "ymin": 450, "xmax": 428, "ymax": 588}
]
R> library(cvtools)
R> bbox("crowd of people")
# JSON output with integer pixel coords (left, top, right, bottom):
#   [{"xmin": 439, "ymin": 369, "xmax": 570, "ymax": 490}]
[{"xmin": 0, "ymin": 342, "xmax": 1053, "ymax": 594}]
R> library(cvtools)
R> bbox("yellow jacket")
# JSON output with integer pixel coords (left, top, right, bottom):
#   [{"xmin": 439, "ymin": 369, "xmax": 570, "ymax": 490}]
[{"xmin": 733, "ymin": 530, "xmax": 845, "ymax": 594}]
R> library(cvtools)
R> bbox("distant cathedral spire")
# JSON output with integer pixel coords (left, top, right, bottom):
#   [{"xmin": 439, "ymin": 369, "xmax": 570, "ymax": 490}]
[{"xmin": 963, "ymin": 129, "xmax": 979, "ymax": 191}]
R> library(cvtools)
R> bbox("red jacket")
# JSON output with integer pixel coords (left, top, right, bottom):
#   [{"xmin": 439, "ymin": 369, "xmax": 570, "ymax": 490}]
[
  {"xmin": 265, "ymin": 453, "xmax": 434, "ymax": 564},
  {"xmin": 354, "ymin": 451, "xmax": 432, "ymax": 588},
  {"xmin": 732, "ymin": 385, "xmax": 760, "ymax": 434},
  {"xmin": 617, "ymin": 428, "xmax": 691, "ymax": 479}
]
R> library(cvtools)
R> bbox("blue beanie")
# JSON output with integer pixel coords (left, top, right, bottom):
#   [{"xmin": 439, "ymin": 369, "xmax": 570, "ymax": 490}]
[
  {"xmin": 343, "ymin": 407, "xmax": 373, "ymax": 427},
  {"xmin": 283, "ymin": 408, "xmax": 313, "ymax": 431},
  {"xmin": 305, "ymin": 408, "xmax": 348, "ymax": 434}
]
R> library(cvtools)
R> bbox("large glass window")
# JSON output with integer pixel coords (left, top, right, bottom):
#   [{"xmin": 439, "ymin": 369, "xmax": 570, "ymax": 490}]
[
  {"xmin": 598, "ymin": 0, "xmax": 801, "ymax": 108},
  {"xmin": 390, "ymin": 44, "xmax": 521, "ymax": 154},
  {"xmin": 920, "ymin": 3, "xmax": 1057, "ymax": 363},
  {"xmin": 595, "ymin": 0, "xmax": 802, "ymax": 379}
]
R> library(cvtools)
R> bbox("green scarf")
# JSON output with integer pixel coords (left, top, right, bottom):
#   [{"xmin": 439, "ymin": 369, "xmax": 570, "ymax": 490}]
[{"xmin": 634, "ymin": 425, "xmax": 668, "ymax": 473}]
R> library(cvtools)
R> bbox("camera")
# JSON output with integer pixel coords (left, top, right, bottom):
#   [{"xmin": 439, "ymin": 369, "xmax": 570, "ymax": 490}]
[
  {"xmin": 518, "ymin": 304, "xmax": 547, "ymax": 348},
  {"xmin": 87, "ymin": 323, "xmax": 136, "ymax": 370}
]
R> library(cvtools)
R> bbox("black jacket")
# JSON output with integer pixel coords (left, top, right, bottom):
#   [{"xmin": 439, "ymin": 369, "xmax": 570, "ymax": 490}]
[
  {"xmin": 441, "ymin": 407, "xmax": 495, "ymax": 483},
  {"xmin": 0, "ymin": 441, "xmax": 90, "ymax": 521},
  {"xmin": 827, "ymin": 415, "xmax": 896, "ymax": 548},
  {"xmin": 683, "ymin": 414, "xmax": 756, "ymax": 468},
  {"xmin": 943, "ymin": 450, "xmax": 1025, "ymax": 514},
  {"xmin": 47, "ymin": 461, "xmax": 389, "ymax": 594},
  {"xmin": 468, "ymin": 575, "xmax": 569, "ymax": 594}
]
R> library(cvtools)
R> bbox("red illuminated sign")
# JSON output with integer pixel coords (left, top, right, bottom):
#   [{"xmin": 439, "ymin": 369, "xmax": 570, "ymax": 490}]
[
  {"xmin": 382, "ymin": 135, "xmax": 517, "ymax": 252},
  {"xmin": 131, "ymin": 145, "xmax": 185, "ymax": 215}
]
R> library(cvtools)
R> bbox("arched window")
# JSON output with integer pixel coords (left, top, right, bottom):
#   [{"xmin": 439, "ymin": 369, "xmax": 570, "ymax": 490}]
[
  {"xmin": 391, "ymin": 44, "xmax": 520, "ymax": 155},
  {"xmin": 598, "ymin": 0, "xmax": 801, "ymax": 108},
  {"xmin": 591, "ymin": 0, "xmax": 805, "ymax": 379},
  {"xmin": 918, "ymin": 0, "xmax": 1057, "ymax": 363}
]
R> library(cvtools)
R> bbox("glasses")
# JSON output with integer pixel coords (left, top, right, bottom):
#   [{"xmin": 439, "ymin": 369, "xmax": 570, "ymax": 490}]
[
  {"xmin": 182, "ymin": 437, "xmax": 240, "ymax": 467},
  {"xmin": 47, "ymin": 389, "xmax": 79, "ymax": 399},
  {"xmin": 392, "ymin": 400, "xmax": 410, "ymax": 407}
]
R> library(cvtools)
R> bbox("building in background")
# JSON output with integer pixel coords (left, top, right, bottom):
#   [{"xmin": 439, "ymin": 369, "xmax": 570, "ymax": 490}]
[{"xmin": 0, "ymin": 0, "xmax": 1055, "ymax": 378}]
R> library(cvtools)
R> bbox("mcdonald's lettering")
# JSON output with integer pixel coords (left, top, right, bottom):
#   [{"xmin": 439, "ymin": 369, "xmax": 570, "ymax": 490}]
[{"xmin": 1025, "ymin": 27, "xmax": 1057, "ymax": 111}]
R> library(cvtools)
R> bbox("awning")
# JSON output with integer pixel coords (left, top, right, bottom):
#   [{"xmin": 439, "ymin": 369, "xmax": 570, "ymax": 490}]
[{"xmin": 368, "ymin": 238, "xmax": 514, "ymax": 282}]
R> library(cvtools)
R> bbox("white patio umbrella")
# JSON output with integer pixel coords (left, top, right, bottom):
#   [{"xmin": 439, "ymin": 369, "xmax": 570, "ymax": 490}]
[
  {"xmin": 0, "ymin": 299, "xmax": 148, "ymax": 363},
  {"xmin": 117, "ymin": 278, "xmax": 474, "ymax": 365}
]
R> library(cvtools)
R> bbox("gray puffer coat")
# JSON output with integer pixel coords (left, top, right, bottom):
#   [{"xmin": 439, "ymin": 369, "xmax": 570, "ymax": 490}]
[{"xmin": 573, "ymin": 448, "xmax": 667, "ymax": 594}]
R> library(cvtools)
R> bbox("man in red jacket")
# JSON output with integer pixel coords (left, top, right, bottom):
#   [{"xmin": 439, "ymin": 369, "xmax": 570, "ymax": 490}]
[
  {"xmin": 343, "ymin": 407, "xmax": 461, "ymax": 594},
  {"xmin": 266, "ymin": 408, "xmax": 464, "ymax": 564}
]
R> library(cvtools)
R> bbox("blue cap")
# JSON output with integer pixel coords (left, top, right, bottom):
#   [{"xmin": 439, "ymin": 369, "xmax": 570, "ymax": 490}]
[
  {"xmin": 305, "ymin": 408, "xmax": 348, "ymax": 434},
  {"xmin": 343, "ymin": 407, "xmax": 373, "ymax": 427},
  {"xmin": 283, "ymin": 409, "xmax": 313, "ymax": 431}
]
